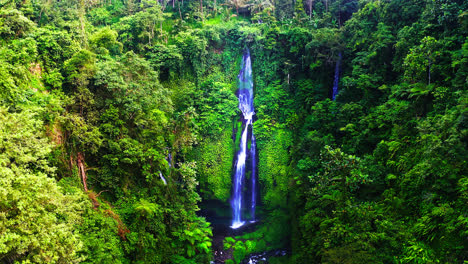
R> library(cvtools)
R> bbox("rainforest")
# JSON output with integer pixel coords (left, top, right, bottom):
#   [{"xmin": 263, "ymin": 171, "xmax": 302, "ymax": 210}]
[{"xmin": 0, "ymin": 0, "xmax": 467, "ymax": 263}]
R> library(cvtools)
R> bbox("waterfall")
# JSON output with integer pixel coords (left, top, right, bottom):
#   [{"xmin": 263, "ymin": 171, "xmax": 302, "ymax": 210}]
[
  {"xmin": 159, "ymin": 152, "xmax": 172, "ymax": 185},
  {"xmin": 231, "ymin": 49, "xmax": 257, "ymax": 229},
  {"xmin": 159, "ymin": 171, "xmax": 167, "ymax": 185},
  {"xmin": 332, "ymin": 52, "xmax": 342, "ymax": 101},
  {"xmin": 166, "ymin": 153, "xmax": 172, "ymax": 168}
]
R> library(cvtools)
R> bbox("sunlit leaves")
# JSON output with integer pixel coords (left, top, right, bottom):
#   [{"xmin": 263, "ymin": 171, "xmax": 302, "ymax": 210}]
[
  {"xmin": 63, "ymin": 49, "xmax": 96, "ymax": 89},
  {"xmin": 0, "ymin": 109, "xmax": 84, "ymax": 264},
  {"xmin": 0, "ymin": 9, "xmax": 35, "ymax": 39},
  {"xmin": 89, "ymin": 27, "xmax": 123, "ymax": 55},
  {"xmin": 403, "ymin": 36, "xmax": 440, "ymax": 84}
]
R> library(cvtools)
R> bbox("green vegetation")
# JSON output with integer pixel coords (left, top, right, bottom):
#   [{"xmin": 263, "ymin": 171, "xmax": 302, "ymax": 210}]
[{"xmin": 0, "ymin": 0, "xmax": 466, "ymax": 263}]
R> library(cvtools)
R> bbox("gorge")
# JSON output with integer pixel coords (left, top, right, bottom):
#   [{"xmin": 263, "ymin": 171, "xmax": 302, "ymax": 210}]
[{"xmin": 1, "ymin": 0, "xmax": 466, "ymax": 263}]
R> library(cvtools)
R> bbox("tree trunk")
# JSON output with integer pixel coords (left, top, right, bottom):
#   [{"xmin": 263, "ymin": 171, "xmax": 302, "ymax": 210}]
[
  {"xmin": 428, "ymin": 57, "xmax": 431, "ymax": 85},
  {"xmin": 200, "ymin": 0, "xmax": 203, "ymax": 19},
  {"xmin": 309, "ymin": 0, "xmax": 313, "ymax": 18},
  {"xmin": 79, "ymin": 0, "xmax": 88, "ymax": 48},
  {"xmin": 69, "ymin": 154, "xmax": 74, "ymax": 173},
  {"xmin": 178, "ymin": 0, "xmax": 183, "ymax": 20},
  {"xmin": 338, "ymin": 3, "xmax": 341, "ymax": 26},
  {"xmin": 76, "ymin": 152, "xmax": 88, "ymax": 192}
]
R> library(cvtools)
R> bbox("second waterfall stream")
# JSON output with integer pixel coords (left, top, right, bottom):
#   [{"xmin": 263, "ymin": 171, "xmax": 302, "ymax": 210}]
[{"xmin": 231, "ymin": 49, "xmax": 257, "ymax": 229}]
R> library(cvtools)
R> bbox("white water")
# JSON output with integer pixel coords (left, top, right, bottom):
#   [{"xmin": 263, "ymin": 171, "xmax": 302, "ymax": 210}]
[
  {"xmin": 231, "ymin": 49, "xmax": 257, "ymax": 229},
  {"xmin": 159, "ymin": 171, "xmax": 167, "ymax": 185}
]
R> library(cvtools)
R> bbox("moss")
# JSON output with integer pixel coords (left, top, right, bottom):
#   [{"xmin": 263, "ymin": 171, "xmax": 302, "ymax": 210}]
[
  {"xmin": 204, "ymin": 15, "xmax": 224, "ymax": 25},
  {"xmin": 257, "ymin": 128, "xmax": 293, "ymax": 209},
  {"xmin": 234, "ymin": 120, "xmax": 242, "ymax": 153},
  {"xmin": 192, "ymin": 126, "xmax": 234, "ymax": 202}
]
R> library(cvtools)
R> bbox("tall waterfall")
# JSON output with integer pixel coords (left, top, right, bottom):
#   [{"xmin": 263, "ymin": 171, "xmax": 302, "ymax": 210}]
[
  {"xmin": 332, "ymin": 52, "xmax": 342, "ymax": 101},
  {"xmin": 231, "ymin": 49, "xmax": 257, "ymax": 229}
]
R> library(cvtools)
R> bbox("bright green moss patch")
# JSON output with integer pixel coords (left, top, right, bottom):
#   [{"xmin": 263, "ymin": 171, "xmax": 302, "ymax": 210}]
[{"xmin": 192, "ymin": 127, "xmax": 234, "ymax": 202}]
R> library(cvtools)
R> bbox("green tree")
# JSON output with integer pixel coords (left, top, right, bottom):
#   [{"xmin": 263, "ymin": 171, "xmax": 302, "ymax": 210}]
[
  {"xmin": 404, "ymin": 36, "xmax": 440, "ymax": 85},
  {"xmin": 0, "ymin": 9, "xmax": 35, "ymax": 40},
  {"xmin": 89, "ymin": 27, "xmax": 123, "ymax": 55},
  {"xmin": 0, "ymin": 109, "xmax": 84, "ymax": 263}
]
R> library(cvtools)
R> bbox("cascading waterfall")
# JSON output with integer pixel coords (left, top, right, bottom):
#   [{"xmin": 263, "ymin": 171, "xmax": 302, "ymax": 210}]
[
  {"xmin": 159, "ymin": 152, "xmax": 172, "ymax": 185},
  {"xmin": 159, "ymin": 171, "xmax": 167, "ymax": 185},
  {"xmin": 332, "ymin": 52, "xmax": 342, "ymax": 101},
  {"xmin": 231, "ymin": 49, "xmax": 257, "ymax": 229}
]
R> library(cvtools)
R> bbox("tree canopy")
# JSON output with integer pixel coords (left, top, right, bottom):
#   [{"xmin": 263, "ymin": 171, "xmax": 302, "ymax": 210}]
[{"xmin": 0, "ymin": 0, "xmax": 466, "ymax": 263}]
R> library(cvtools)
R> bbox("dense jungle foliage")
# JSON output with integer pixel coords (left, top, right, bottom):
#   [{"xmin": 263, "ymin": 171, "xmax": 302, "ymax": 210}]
[{"xmin": 0, "ymin": 0, "xmax": 466, "ymax": 263}]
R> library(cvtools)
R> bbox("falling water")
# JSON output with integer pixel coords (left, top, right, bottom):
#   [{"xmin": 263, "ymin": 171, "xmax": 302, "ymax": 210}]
[
  {"xmin": 159, "ymin": 171, "xmax": 167, "ymax": 185},
  {"xmin": 231, "ymin": 49, "xmax": 257, "ymax": 229},
  {"xmin": 332, "ymin": 52, "xmax": 342, "ymax": 101},
  {"xmin": 166, "ymin": 153, "xmax": 173, "ymax": 168},
  {"xmin": 160, "ymin": 152, "xmax": 172, "ymax": 185}
]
